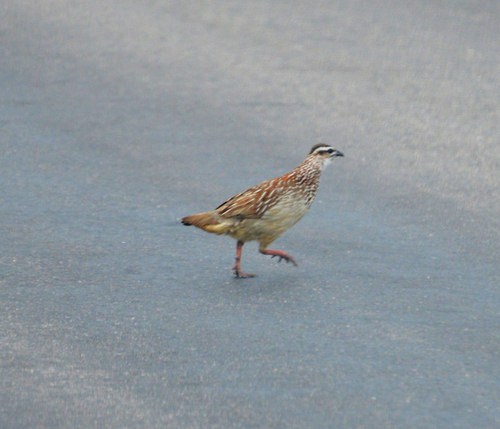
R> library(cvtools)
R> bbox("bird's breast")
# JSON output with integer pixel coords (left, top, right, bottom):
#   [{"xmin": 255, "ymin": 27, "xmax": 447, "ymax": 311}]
[{"xmin": 261, "ymin": 191, "xmax": 310, "ymax": 229}]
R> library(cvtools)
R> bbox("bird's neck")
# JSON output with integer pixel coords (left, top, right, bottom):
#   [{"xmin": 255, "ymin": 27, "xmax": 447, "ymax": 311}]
[{"xmin": 290, "ymin": 156, "xmax": 323, "ymax": 188}]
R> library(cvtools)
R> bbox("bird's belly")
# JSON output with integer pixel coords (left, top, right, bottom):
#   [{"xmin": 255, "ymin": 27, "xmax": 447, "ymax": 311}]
[
  {"xmin": 262, "ymin": 198, "xmax": 309, "ymax": 230},
  {"xmin": 228, "ymin": 196, "xmax": 308, "ymax": 242}
]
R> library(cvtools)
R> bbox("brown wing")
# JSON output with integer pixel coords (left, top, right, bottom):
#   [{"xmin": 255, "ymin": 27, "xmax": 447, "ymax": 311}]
[{"xmin": 215, "ymin": 177, "xmax": 283, "ymax": 220}]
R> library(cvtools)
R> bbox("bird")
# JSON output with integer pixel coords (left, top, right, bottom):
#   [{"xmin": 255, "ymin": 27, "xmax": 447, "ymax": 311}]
[{"xmin": 181, "ymin": 143, "xmax": 344, "ymax": 278}]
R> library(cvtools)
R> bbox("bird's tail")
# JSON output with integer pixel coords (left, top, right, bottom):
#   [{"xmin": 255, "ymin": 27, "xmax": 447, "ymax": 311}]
[{"xmin": 181, "ymin": 211, "xmax": 230, "ymax": 235}]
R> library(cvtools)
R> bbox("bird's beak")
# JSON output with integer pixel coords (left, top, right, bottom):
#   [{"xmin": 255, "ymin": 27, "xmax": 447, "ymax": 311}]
[{"xmin": 332, "ymin": 149, "xmax": 344, "ymax": 157}]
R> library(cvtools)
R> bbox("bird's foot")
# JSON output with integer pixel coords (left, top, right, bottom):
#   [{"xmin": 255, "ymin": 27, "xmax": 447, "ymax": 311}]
[
  {"xmin": 232, "ymin": 261, "xmax": 256, "ymax": 278},
  {"xmin": 233, "ymin": 267, "xmax": 256, "ymax": 278},
  {"xmin": 261, "ymin": 249, "xmax": 298, "ymax": 266}
]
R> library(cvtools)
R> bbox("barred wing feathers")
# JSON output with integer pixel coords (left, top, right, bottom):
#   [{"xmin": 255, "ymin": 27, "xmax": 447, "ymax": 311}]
[{"xmin": 215, "ymin": 176, "xmax": 288, "ymax": 220}]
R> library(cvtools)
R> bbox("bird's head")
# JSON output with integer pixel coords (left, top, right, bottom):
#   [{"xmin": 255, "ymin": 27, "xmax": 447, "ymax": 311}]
[{"xmin": 309, "ymin": 143, "xmax": 344, "ymax": 168}]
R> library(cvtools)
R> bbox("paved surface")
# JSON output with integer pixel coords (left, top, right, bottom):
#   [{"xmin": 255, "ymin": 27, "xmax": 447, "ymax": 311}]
[{"xmin": 1, "ymin": 1, "xmax": 499, "ymax": 428}]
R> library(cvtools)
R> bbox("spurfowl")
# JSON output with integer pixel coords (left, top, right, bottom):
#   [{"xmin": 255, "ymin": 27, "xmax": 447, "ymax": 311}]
[{"xmin": 182, "ymin": 144, "xmax": 344, "ymax": 277}]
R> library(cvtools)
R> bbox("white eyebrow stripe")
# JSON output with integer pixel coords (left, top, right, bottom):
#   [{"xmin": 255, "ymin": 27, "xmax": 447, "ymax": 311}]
[{"xmin": 313, "ymin": 148, "xmax": 332, "ymax": 155}]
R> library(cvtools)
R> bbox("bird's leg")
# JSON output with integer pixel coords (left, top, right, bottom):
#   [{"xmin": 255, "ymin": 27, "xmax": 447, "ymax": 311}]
[
  {"xmin": 233, "ymin": 240, "xmax": 256, "ymax": 278},
  {"xmin": 259, "ymin": 245, "xmax": 298, "ymax": 266}
]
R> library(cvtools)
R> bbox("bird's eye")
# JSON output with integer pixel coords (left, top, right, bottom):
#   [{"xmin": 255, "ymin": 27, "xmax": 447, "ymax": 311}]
[{"xmin": 327, "ymin": 148, "xmax": 334, "ymax": 154}]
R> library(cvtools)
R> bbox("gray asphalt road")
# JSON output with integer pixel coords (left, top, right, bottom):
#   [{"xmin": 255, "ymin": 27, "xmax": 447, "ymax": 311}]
[{"xmin": 1, "ymin": 1, "xmax": 499, "ymax": 428}]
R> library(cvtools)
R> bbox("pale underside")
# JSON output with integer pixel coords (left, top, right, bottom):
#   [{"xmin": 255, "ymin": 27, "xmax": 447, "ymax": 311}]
[{"xmin": 220, "ymin": 192, "xmax": 309, "ymax": 247}]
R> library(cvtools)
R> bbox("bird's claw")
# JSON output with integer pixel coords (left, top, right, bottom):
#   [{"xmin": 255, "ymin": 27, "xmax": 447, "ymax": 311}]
[
  {"xmin": 270, "ymin": 254, "xmax": 295, "ymax": 264},
  {"xmin": 234, "ymin": 271, "xmax": 256, "ymax": 278},
  {"xmin": 261, "ymin": 249, "xmax": 298, "ymax": 267}
]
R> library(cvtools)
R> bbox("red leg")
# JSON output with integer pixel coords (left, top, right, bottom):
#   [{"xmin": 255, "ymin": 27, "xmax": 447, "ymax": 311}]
[
  {"xmin": 259, "ymin": 248, "xmax": 298, "ymax": 266},
  {"xmin": 232, "ymin": 240, "xmax": 256, "ymax": 278}
]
